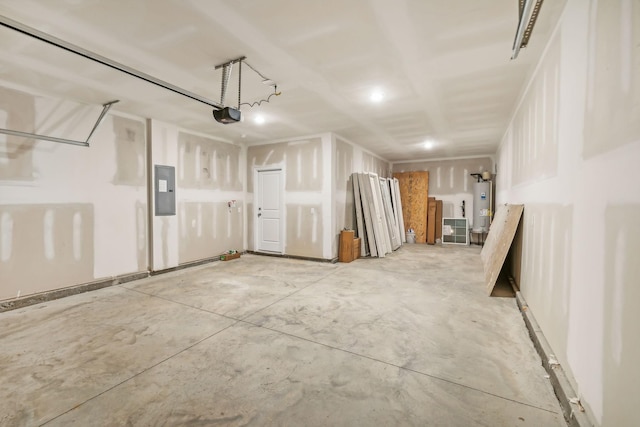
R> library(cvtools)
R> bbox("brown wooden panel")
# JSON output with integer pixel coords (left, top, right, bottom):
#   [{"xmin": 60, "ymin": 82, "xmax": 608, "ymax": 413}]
[
  {"xmin": 481, "ymin": 204, "xmax": 524, "ymax": 295},
  {"xmin": 506, "ymin": 217, "xmax": 524, "ymax": 289},
  {"xmin": 435, "ymin": 200, "xmax": 443, "ymax": 240},
  {"xmin": 427, "ymin": 200, "xmax": 437, "ymax": 244},
  {"xmin": 393, "ymin": 171, "xmax": 428, "ymax": 243}
]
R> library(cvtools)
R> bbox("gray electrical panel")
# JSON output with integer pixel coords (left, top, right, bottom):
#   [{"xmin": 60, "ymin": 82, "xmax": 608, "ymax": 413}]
[{"xmin": 154, "ymin": 165, "xmax": 175, "ymax": 216}]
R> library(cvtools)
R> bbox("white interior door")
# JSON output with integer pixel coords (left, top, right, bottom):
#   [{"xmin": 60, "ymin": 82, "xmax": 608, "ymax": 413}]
[{"xmin": 256, "ymin": 169, "xmax": 283, "ymax": 253}]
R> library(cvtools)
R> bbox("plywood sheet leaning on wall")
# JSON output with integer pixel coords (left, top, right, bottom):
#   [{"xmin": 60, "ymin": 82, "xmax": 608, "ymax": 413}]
[
  {"xmin": 393, "ymin": 171, "xmax": 428, "ymax": 243},
  {"xmin": 481, "ymin": 204, "xmax": 524, "ymax": 295}
]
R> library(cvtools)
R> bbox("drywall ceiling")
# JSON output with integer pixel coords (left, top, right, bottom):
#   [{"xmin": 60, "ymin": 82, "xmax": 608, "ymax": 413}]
[{"xmin": 0, "ymin": 0, "xmax": 565, "ymax": 161}]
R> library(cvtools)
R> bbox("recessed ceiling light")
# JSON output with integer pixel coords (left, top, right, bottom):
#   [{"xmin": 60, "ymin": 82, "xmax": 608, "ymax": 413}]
[
  {"xmin": 423, "ymin": 139, "xmax": 435, "ymax": 150},
  {"xmin": 254, "ymin": 115, "xmax": 265, "ymax": 125},
  {"xmin": 370, "ymin": 89, "xmax": 384, "ymax": 103}
]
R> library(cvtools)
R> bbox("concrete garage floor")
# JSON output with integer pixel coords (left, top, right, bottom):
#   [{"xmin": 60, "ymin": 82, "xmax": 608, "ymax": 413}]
[{"xmin": 0, "ymin": 244, "xmax": 565, "ymax": 426}]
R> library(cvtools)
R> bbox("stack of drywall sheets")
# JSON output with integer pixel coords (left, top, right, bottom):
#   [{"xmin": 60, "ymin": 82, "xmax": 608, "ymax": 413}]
[{"xmin": 352, "ymin": 172, "xmax": 405, "ymax": 258}]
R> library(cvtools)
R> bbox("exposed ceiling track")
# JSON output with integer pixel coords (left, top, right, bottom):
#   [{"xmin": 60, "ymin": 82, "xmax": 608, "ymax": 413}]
[
  {"xmin": 0, "ymin": 15, "xmax": 223, "ymax": 109},
  {"xmin": 0, "ymin": 100, "xmax": 119, "ymax": 147},
  {"xmin": 511, "ymin": 0, "xmax": 545, "ymax": 60}
]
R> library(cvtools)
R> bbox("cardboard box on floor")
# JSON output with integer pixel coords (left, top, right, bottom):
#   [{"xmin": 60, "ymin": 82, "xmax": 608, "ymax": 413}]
[{"xmin": 339, "ymin": 230, "xmax": 360, "ymax": 263}]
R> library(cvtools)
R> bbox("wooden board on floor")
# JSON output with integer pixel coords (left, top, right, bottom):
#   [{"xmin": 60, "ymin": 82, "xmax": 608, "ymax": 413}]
[
  {"xmin": 481, "ymin": 204, "xmax": 524, "ymax": 295},
  {"xmin": 393, "ymin": 171, "xmax": 429, "ymax": 243}
]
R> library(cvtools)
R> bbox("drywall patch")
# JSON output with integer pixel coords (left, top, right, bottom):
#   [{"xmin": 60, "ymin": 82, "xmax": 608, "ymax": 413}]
[
  {"xmin": 510, "ymin": 29, "xmax": 560, "ymax": 186},
  {"xmin": 584, "ymin": 1, "xmax": 640, "ymax": 158},
  {"xmin": 0, "ymin": 204, "xmax": 94, "ymax": 300},
  {"xmin": 602, "ymin": 204, "xmax": 640, "ymax": 426},
  {"xmin": 178, "ymin": 132, "xmax": 242, "ymax": 190},
  {"xmin": 246, "ymin": 201, "xmax": 254, "ymax": 249},
  {"xmin": 520, "ymin": 203, "xmax": 573, "ymax": 363},
  {"xmin": 335, "ymin": 140, "xmax": 354, "ymax": 188},
  {"xmin": 0, "ymin": 86, "xmax": 36, "ymax": 181},
  {"xmin": 285, "ymin": 139, "xmax": 322, "ymax": 191},
  {"xmin": 179, "ymin": 202, "xmax": 213, "ymax": 263},
  {"xmin": 392, "ymin": 157, "xmax": 493, "ymax": 195},
  {"xmin": 136, "ymin": 201, "xmax": 147, "ymax": 272},
  {"xmin": 362, "ymin": 152, "xmax": 389, "ymax": 177},
  {"xmin": 112, "ymin": 116, "xmax": 145, "ymax": 186},
  {"xmin": 178, "ymin": 201, "xmax": 242, "ymax": 263},
  {"xmin": 334, "ymin": 140, "xmax": 354, "ymax": 237},
  {"xmin": 246, "ymin": 143, "xmax": 287, "ymax": 192},
  {"xmin": 286, "ymin": 204, "xmax": 323, "ymax": 258},
  {"xmin": 159, "ymin": 217, "xmax": 172, "ymax": 269}
]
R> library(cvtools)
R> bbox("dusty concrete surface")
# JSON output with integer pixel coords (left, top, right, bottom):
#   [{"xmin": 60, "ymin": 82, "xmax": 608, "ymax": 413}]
[{"xmin": 0, "ymin": 245, "xmax": 564, "ymax": 426}]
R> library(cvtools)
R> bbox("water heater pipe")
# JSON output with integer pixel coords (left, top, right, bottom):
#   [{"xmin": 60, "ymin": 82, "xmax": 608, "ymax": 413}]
[{"xmin": 489, "ymin": 180, "xmax": 494, "ymax": 225}]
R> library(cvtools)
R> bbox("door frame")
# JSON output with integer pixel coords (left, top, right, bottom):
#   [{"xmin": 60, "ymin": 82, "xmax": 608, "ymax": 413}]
[{"xmin": 253, "ymin": 165, "xmax": 285, "ymax": 254}]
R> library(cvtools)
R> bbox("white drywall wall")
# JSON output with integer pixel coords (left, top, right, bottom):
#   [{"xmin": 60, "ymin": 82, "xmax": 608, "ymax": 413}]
[{"xmin": 496, "ymin": 1, "xmax": 640, "ymax": 424}]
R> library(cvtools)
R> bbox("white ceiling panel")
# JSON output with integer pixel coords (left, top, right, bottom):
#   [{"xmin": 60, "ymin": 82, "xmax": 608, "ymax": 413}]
[{"xmin": 0, "ymin": 0, "xmax": 565, "ymax": 161}]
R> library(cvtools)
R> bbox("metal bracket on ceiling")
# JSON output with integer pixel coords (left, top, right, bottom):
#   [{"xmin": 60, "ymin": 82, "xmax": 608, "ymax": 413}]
[
  {"xmin": 0, "ymin": 100, "xmax": 119, "ymax": 147},
  {"xmin": 214, "ymin": 56, "xmax": 247, "ymax": 71}
]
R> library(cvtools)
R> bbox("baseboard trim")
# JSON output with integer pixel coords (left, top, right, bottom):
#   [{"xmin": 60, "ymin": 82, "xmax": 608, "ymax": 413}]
[
  {"xmin": 515, "ymin": 290, "xmax": 594, "ymax": 427},
  {"xmin": 0, "ymin": 271, "xmax": 150, "ymax": 313},
  {"xmin": 1, "ymin": 251, "xmax": 334, "ymax": 313},
  {"xmin": 247, "ymin": 251, "xmax": 338, "ymax": 264},
  {"xmin": 150, "ymin": 255, "xmax": 228, "ymax": 276}
]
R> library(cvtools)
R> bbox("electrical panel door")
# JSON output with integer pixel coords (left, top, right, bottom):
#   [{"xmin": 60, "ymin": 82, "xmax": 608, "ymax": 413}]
[{"xmin": 154, "ymin": 165, "xmax": 175, "ymax": 216}]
